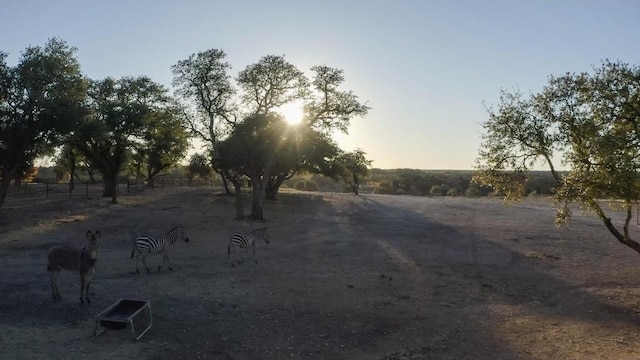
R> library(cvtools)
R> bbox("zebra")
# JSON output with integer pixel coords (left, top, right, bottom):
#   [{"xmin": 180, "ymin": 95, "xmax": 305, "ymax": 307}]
[
  {"xmin": 47, "ymin": 230, "xmax": 101, "ymax": 304},
  {"xmin": 130, "ymin": 225, "xmax": 190, "ymax": 273},
  {"xmin": 228, "ymin": 227, "xmax": 270, "ymax": 267}
]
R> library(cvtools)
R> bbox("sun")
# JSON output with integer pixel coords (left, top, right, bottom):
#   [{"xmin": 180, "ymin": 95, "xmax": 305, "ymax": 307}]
[{"xmin": 276, "ymin": 101, "xmax": 305, "ymax": 125}]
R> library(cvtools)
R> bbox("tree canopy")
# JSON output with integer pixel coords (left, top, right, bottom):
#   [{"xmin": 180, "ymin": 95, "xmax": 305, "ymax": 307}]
[
  {"xmin": 0, "ymin": 38, "xmax": 86, "ymax": 211},
  {"xmin": 69, "ymin": 76, "xmax": 185, "ymax": 203},
  {"xmin": 474, "ymin": 60, "xmax": 640, "ymax": 256},
  {"xmin": 1, "ymin": 39, "xmax": 370, "ymax": 220},
  {"xmin": 173, "ymin": 50, "xmax": 369, "ymax": 219},
  {"xmin": 331, "ymin": 148, "xmax": 373, "ymax": 195}
]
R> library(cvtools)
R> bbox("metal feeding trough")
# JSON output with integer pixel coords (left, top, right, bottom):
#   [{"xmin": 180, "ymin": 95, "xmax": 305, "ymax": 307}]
[{"xmin": 94, "ymin": 299, "xmax": 152, "ymax": 340}]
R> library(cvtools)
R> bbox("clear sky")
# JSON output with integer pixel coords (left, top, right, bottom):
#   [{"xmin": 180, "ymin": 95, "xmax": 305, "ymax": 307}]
[{"xmin": 2, "ymin": 1, "xmax": 639, "ymax": 170}]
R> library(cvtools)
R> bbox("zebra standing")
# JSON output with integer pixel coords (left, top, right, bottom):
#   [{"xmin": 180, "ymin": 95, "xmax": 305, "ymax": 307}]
[
  {"xmin": 130, "ymin": 225, "xmax": 190, "ymax": 273},
  {"xmin": 228, "ymin": 227, "xmax": 270, "ymax": 267}
]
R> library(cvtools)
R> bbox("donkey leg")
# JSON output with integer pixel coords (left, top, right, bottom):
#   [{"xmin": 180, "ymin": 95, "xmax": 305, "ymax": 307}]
[
  {"xmin": 85, "ymin": 278, "xmax": 92, "ymax": 305},
  {"xmin": 79, "ymin": 274, "xmax": 85, "ymax": 303},
  {"xmin": 50, "ymin": 269, "xmax": 61, "ymax": 300}
]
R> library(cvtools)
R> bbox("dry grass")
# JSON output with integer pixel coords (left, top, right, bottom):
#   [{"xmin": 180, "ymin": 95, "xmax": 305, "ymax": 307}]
[{"xmin": 2, "ymin": 187, "xmax": 640, "ymax": 359}]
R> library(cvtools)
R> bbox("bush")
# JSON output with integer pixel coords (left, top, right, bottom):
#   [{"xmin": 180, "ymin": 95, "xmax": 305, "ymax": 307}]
[
  {"xmin": 293, "ymin": 180, "xmax": 319, "ymax": 192},
  {"xmin": 429, "ymin": 185, "xmax": 442, "ymax": 196},
  {"xmin": 465, "ymin": 186, "xmax": 482, "ymax": 197}
]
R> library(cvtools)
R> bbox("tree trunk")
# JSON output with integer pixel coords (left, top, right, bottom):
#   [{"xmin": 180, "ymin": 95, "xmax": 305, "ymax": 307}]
[
  {"xmin": 265, "ymin": 174, "xmax": 289, "ymax": 200},
  {"xmin": 103, "ymin": 174, "xmax": 118, "ymax": 204},
  {"xmin": 221, "ymin": 175, "xmax": 231, "ymax": 194},
  {"xmin": 88, "ymin": 168, "xmax": 97, "ymax": 183},
  {"xmin": 0, "ymin": 165, "xmax": 19, "ymax": 212},
  {"xmin": 230, "ymin": 179, "xmax": 244, "ymax": 219},
  {"xmin": 213, "ymin": 166, "xmax": 231, "ymax": 194},
  {"xmin": 146, "ymin": 169, "xmax": 156, "ymax": 188},
  {"xmin": 265, "ymin": 184, "xmax": 277, "ymax": 200},
  {"xmin": 69, "ymin": 152, "xmax": 76, "ymax": 191},
  {"xmin": 602, "ymin": 216, "xmax": 640, "ymax": 255},
  {"xmin": 250, "ymin": 174, "xmax": 264, "ymax": 220},
  {"xmin": 591, "ymin": 201, "xmax": 640, "ymax": 256},
  {"xmin": 0, "ymin": 172, "xmax": 12, "ymax": 211}
]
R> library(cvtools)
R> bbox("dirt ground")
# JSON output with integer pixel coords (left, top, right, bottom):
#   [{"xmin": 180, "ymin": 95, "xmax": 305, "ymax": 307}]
[{"xmin": 2, "ymin": 186, "xmax": 640, "ymax": 359}]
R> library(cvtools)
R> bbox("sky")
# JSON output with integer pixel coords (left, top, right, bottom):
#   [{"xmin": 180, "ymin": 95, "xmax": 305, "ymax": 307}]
[{"xmin": 2, "ymin": 1, "xmax": 639, "ymax": 170}]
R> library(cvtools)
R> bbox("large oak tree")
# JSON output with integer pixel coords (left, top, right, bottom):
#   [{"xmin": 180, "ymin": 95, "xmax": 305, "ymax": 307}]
[
  {"xmin": 474, "ymin": 60, "xmax": 640, "ymax": 256},
  {"xmin": 70, "ymin": 76, "xmax": 177, "ymax": 203},
  {"xmin": 0, "ymin": 38, "xmax": 86, "ymax": 211}
]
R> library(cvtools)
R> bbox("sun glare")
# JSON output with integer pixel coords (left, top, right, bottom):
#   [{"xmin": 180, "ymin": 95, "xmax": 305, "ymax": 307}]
[{"xmin": 277, "ymin": 101, "xmax": 305, "ymax": 125}]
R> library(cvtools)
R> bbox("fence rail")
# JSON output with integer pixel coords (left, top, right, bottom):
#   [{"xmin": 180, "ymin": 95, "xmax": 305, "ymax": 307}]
[{"xmin": 5, "ymin": 177, "xmax": 222, "ymax": 199}]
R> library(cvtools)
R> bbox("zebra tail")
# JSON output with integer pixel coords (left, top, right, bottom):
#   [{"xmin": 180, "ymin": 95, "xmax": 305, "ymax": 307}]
[
  {"xmin": 130, "ymin": 242, "xmax": 137, "ymax": 258},
  {"xmin": 227, "ymin": 242, "xmax": 230, "ymax": 255}
]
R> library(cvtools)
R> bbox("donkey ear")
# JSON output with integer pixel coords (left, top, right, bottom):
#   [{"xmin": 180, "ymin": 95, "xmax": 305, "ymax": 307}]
[
  {"xmin": 94, "ymin": 231, "xmax": 101, "ymax": 239},
  {"xmin": 86, "ymin": 230, "xmax": 92, "ymax": 240}
]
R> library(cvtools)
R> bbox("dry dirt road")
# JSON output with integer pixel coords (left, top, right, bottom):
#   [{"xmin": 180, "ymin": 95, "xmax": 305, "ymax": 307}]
[{"xmin": 2, "ymin": 186, "xmax": 640, "ymax": 360}]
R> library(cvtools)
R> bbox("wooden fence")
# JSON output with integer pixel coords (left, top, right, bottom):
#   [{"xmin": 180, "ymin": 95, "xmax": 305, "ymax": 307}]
[{"xmin": 5, "ymin": 177, "xmax": 222, "ymax": 199}]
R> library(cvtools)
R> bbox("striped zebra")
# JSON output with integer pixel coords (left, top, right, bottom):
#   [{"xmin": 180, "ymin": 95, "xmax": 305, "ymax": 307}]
[
  {"xmin": 228, "ymin": 227, "xmax": 270, "ymax": 267},
  {"xmin": 130, "ymin": 225, "xmax": 190, "ymax": 273}
]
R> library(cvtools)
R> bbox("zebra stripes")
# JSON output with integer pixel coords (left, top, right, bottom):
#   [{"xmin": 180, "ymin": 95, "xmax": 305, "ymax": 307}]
[
  {"xmin": 228, "ymin": 227, "xmax": 269, "ymax": 267},
  {"xmin": 130, "ymin": 225, "xmax": 190, "ymax": 273}
]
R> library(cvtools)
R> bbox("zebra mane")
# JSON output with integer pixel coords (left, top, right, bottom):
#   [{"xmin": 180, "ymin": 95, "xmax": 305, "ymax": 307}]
[{"xmin": 166, "ymin": 225, "xmax": 182, "ymax": 235}]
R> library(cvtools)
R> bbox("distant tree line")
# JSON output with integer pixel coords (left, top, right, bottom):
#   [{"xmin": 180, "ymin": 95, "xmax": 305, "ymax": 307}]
[{"xmin": 282, "ymin": 169, "xmax": 561, "ymax": 197}]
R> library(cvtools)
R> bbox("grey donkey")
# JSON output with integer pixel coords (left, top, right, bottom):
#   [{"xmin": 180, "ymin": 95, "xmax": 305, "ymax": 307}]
[{"xmin": 47, "ymin": 230, "xmax": 101, "ymax": 304}]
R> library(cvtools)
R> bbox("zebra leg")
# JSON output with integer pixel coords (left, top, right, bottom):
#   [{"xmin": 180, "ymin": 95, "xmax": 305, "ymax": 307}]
[
  {"xmin": 165, "ymin": 253, "xmax": 173, "ymax": 271},
  {"xmin": 253, "ymin": 243, "xmax": 258, "ymax": 264},
  {"xmin": 135, "ymin": 255, "xmax": 140, "ymax": 274},
  {"xmin": 141, "ymin": 256, "xmax": 151, "ymax": 273},
  {"xmin": 158, "ymin": 252, "xmax": 166, "ymax": 272}
]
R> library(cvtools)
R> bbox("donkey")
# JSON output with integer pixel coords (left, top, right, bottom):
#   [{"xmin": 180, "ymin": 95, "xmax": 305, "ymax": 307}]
[{"xmin": 47, "ymin": 230, "xmax": 101, "ymax": 304}]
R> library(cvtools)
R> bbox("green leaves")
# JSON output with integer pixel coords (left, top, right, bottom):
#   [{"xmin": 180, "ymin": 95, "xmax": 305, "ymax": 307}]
[
  {"xmin": 0, "ymin": 38, "xmax": 86, "ymax": 210},
  {"xmin": 475, "ymin": 60, "xmax": 640, "ymax": 252}
]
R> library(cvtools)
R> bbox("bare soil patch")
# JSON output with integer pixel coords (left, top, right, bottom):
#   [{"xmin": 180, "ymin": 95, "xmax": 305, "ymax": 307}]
[{"xmin": 2, "ymin": 187, "xmax": 640, "ymax": 359}]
